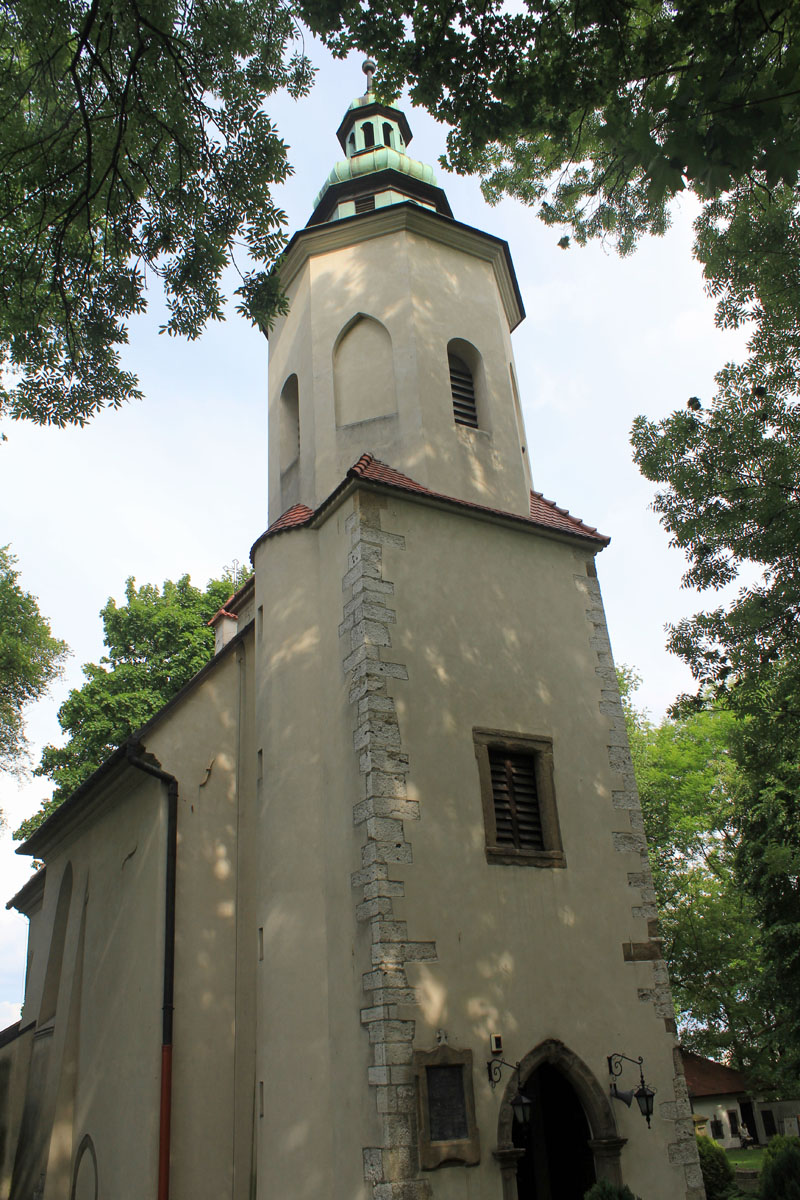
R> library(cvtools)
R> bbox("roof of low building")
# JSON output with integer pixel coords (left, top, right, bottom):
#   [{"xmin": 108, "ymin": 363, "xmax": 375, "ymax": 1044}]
[{"xmin": 682, "ymin": 1050, "xmax": 748, "ymax": 1097}]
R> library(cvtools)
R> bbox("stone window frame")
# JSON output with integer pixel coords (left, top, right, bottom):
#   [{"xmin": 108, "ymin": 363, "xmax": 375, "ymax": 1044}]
[
  {"xmin": 473, "ymin": 728, "xmax": 566, "ymax": 868},
  {"xmin": 413, "ymin": 1044, "xmax": 481, "ymax": 1170}
]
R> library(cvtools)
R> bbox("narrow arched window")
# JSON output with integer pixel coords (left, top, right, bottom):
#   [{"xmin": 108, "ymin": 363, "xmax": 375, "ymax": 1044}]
[
  {"xmin": 362, "ymin": 122, "xmax": 375, "ymax": 149},
  {"xmin": 348, "ymin": 131, "xmax": 356, "ymax": 155},
  {"xmin": 449, "ymin": 354, "xmax": 478, "ymax": 428},
  {"xmin": 382, "ymin": 122, "xmax": 393, "ymax": 148}
]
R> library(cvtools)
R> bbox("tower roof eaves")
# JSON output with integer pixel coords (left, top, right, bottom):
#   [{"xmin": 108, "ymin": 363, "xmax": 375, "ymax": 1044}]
[{"xmin": 280, "ymin": 201, "xmax": 526, "ymax": 332}]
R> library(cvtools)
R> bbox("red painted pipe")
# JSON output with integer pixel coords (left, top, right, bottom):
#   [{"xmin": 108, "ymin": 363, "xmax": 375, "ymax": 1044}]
[
  {"xmin": 158, "ymin": 1044, "xmax": 173, "ymax": 1199},
  {"xmin": 126, "ymin": 745, "xmax": 178, "ymax": 1200}
]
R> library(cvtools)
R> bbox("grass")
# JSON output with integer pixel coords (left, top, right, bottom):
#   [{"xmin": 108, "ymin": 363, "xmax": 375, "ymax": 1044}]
[{"xmin": 726, "ymin": 1146, "xmax": 766, "ymax": 1170}]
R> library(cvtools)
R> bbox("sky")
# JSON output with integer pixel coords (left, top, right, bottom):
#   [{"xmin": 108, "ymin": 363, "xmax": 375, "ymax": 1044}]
[{"xmin": 0, "ymin": 41, "xmax": 749, "ymax": 1023}]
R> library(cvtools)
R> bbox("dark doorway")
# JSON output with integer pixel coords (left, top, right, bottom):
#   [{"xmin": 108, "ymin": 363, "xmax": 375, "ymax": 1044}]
[
  {"xmin": 739, "ymin": 1101, "xmax": 758, "ymax": 1144},
  {"xmin": 514, "ymin": 1062, "xmax": 596, "ymax": 1199}
]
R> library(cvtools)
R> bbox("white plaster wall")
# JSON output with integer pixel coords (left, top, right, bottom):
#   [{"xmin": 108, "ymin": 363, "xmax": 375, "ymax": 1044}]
[
  {"xmin": 267, "ymin": 216, "xmax": 530, "ymax": 525},
  {"xmin": 146, "ymin": 639, "xmax": 256, "ymax": 1200},
  {"xmin": 367, "ymin": 497, "xmax": 687, "ymax": 1199},
  {"xmin": 11, "ymin": 777, "xmax": 166, "ymax": 1200},
  {"xmin": 253, "ymin": 523, "xmax": 379, "ymax": 1199},
  {"xmin": 692, "ymin": 1096, "xmax": 745, "ymax": 1148},
  {"xmin": 6, "ymin": 639, "xmax": 257, "ymax": 1200},
  {"xmin": 250, "ymin": 489, "xmax": 694, "ymax": 1200},
  {"xmin": 755, "ymin": 1100, "xmax": 800, "ymax": 1142}
]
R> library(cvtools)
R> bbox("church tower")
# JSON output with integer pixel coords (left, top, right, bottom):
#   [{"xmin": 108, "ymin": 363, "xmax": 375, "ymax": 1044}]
[
  {"xmin": 267, "ymin": 59, "xmax": 531, "ymax": 525},
  {"xmin": 0, "ymin": 64, "xmax": 705, "ymax": 1200},
  {"xmin": 250, "ymin": 64, "xmax": 703, "ymax": 1200}
]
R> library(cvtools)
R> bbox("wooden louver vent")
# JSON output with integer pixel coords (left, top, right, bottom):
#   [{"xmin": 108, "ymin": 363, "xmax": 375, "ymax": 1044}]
[
  {"xmin": 449, "ymin": 355, "xmax": 478, "ymax": 428},
  {"xmin": 488, "ymin": 748, "xmax": 544, "ymax": 851},
  {"xmin": 354, "ymin": 194, "xmax": 376, "ymax": 214}
]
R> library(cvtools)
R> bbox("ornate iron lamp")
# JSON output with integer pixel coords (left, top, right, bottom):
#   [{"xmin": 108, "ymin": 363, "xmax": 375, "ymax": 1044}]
[
  {"xmin": 607, "ymin": 1053, "xmax": 656, "ymax": 1128},
  {"xmin": 487, "ymin": 1053, "xmax": 533, "ymax": 1128}
]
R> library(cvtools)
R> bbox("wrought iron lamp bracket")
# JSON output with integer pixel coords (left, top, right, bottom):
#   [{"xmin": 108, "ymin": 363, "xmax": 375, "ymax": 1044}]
[{"xmin": 487, "ymin": 1058, "xmax": 522, "ymax": 1090}]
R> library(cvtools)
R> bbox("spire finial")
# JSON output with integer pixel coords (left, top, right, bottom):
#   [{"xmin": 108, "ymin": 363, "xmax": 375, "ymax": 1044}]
[{"xmin": 362, "ymin": 59, "xmax": 376, "ymax": 95}]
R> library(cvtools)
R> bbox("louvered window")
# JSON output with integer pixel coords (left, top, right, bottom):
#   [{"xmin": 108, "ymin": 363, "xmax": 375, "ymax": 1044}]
[
  {"xmin": 354, "ymin": 194, "xmax": 376, "ymax": 214},
  {"xmin": 449, "ymin": 354, "xmax": 478, "ymax": 428},
  {"xmin": 489, "ymin": 748, "xmax": 544, "ymax": 851},
  {"xmin": 474, "ymin": 730, "xmax": 565, "ymax": 868}
]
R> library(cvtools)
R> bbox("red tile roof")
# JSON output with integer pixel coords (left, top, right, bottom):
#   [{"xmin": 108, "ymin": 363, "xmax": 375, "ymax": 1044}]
[
  {"xmin": 208, "ymin": 608, "xmax": 238, "ymax": 626},
  {"xmin": 682, "ymin": 1051, "xmax": 748, "ymax": 1097},
  {"xmin": 207, "ymin": 574, "xmax": 256, "ymax": 627},
  {"xmin": 349, "ymin": 453, "xmax": 432, "ymax": 496},
  {"xmin": 251, "ymin": 456, "xmax": 608, "ymax": 561},
  {"xmin": 529, "ymin": 489, "xmax": 605, "ymax": 541},
  {"xmin": 266, "ymin": 503, "xmax": 314, "ymax": 534},
  {"xmin": 349, "ymin": 454, "xmax": 608, "ymax": 544}
]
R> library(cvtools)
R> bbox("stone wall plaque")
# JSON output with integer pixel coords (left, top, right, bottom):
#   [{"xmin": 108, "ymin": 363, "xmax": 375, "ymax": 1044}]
[
  {"xmin": 427, "ymin": 1065, "xmax": 469, "ymax": 1141},
  {"xmin": 413, "ymin": 1044, "xmax": 480, "ymax": 1169}
]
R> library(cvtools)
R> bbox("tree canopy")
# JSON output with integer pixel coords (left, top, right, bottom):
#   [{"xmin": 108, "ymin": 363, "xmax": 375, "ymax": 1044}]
[
  {"xmin": 6, "ymin": 1, "xmax": 798, "ymax": 428},
  {"xmin": 618, "ymin": 669, "xmax": 778, "ymax": 1081},
  {"xmin": 0, "ymin": 546, "xmax": 68, "ymax": 777},
  {"xmin": 14, "ymin": 570, "xmax": 242, "ymax": 841},
  {"xmin": 303, "ymin": 0, "xmax": 800, "ymax": 246},
  {"xmin": 1, "ymin": 0, "xmax": 312, "ymax": 427}
]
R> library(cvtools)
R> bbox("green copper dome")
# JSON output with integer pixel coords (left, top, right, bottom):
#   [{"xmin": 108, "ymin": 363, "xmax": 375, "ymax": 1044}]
[
  {"xmin": 307, "ymin": 66, "xmax": 451, "ymax": 226},
  {"xmin": 313, "ymin": 146, "xmax": 437, "ymax": 211}
]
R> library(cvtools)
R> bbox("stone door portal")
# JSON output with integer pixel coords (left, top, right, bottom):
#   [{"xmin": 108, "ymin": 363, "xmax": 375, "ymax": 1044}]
[
  {"xmin": 494, "ymin": 1040, "xmax": 627, "ymax": 1200},
  {"xmin": 513, "ymin": 1062, "xmax": 596, "ymax": 1199}
]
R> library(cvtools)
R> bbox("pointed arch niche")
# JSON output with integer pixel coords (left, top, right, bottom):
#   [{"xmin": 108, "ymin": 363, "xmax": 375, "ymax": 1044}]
[
  {"xmin": 279, "ymin": 374, "xmax": 300, "ymax": 473},
  {"xmin": 333, "ymin": 314, "xmax": 397, "ymax": 427},
  {"xmin": 494, "ymin": 1039, "xmax": 626, "ymax": 1200},
  {"xmin": 71, "ymin": 1134, "xmax": 98, "ymax": 1200},
  {"xmin": 40, "ymin": 862, "xmax": 73, "ymax": 1024}
]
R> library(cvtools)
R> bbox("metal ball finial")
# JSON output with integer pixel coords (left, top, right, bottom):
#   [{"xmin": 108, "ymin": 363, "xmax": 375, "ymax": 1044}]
[{"xmin": 362, "ymin": 59, "xmax": 376, "ymax": 93}]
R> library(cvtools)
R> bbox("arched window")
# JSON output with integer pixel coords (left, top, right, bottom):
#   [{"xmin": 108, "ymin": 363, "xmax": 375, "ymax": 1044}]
[
  {"xmin": 449, "ymin": 354, "xmax": 478, "ymax": 428},
  {"xmin": 382, "ymin": 122, "xmax": 393, "ymax": 148},
  {"xmin": 348, "ymin": 131, "xmax": 356, "ymax": 155},
  {"xmin": 362, "ymin": 121, "xmax": 375, "ymax": 149},
  {"xmin": 279, "ymin": 374, "xmax": 299, "ymax": 473}
]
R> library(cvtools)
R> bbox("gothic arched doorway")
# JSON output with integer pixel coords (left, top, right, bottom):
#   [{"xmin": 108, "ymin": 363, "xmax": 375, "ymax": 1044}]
[
  {"xmin": 514, "ymin": 1061, "xmax": 595, "ymax": 1199},
  {"xmin": 494, "ymin": 1040, "xmax": 627, "ymax": 1200}
]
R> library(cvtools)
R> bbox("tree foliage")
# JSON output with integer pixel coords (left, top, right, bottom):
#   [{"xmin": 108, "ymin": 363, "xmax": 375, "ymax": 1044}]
[
  {"xmin": 760, "ymin": 1139, "xmax": 800, "ymax": 1200},
  {"xmin": 583, "ymin": 1182, "xmax": 638, "ymax": 1200},
  {"xmin": 618, "ymin": 669, "xmax": 779, "ymax": 1083},
  {"xmin": 1, "ymin": 0, "xmax": 312, "ymax": 426},
  {"xmin": 583, "ymin": 1181, "xmax": 638, "ymax": 1200},
  {"xmin": 695, "ymin": 1134, "xmax": 735, "ymax": 1200},
  {"xmin": 14, "ymin": 570, "xmax": 242, "ymax": 840},
  {"xmin": 0, "ymin": 545, "xmax": 68, "ymax": 776},
  {"xmin": 630, "ymin": 331, "xmax": 800, "ymax": 1088},
  {"xmin": 303, "ymin": 0, "xmax": 799, "ymax": 244}
]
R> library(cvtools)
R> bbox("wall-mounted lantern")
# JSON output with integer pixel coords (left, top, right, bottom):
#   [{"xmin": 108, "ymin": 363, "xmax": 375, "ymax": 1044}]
[
  {"xmin": 487, "ymin": 1043, "xmax": 533, "ymax": 1129},
  {"xmin": 607, "ymin": 1052, "xmax": 656, "ymax": 1127}
]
